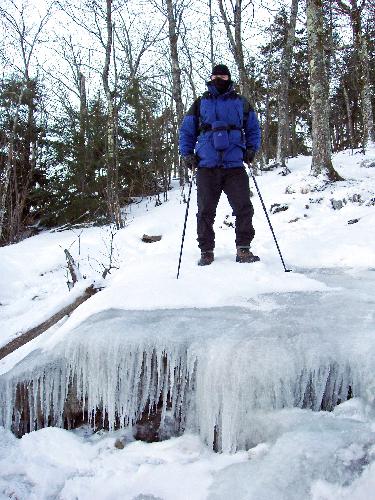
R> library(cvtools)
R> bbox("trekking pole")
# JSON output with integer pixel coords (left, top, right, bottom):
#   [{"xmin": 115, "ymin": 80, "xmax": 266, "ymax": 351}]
[
  {"xmin": 176, "ymin": 171, "xmax": 195, "ymax": 279},
  {"xmin": 250, "ymin": 170, "xmax": 292, "ymax": 273}
]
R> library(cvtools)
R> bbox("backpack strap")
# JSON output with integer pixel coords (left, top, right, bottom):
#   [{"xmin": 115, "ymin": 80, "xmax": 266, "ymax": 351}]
[
  {"xmin": 242, "ymin": 97, "xmax": 254, "ymax": 130},
  {"xmin": 185, "ymin": 96, "xmax": 202, "ymax": 135},
  {"xmin": 191, "ymin": 91, "xmax": 254, "ymax": 132}
]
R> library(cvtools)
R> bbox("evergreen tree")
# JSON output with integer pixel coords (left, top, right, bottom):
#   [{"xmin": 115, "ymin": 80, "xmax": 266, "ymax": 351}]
[
  {"xmin": 0, "ymin": 77, "xmax": 46, "ymax": 243},
  {"xmin": 38, "ymin": 97, "xmax": 108, "ymax": 228}
]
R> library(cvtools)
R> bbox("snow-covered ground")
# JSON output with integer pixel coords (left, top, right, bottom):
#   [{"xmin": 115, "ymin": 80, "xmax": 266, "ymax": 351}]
[
  {"xmin": 0, "ymin": 149, "xmax": 375, "ymax": 499},
  {"xmin": 1, "ymin": 401, "xmax": 375, "ymax": 500}
]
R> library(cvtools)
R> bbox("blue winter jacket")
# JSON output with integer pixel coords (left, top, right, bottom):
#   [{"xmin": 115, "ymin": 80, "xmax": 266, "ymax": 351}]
[{"xmin": 179, "ymin": 82, "xmax": 261, "ymax": 168}]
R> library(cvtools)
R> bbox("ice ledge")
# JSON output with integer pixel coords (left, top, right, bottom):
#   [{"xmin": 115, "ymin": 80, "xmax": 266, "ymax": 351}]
[{"xmin": 1, "ymin": 279, "xmax": 375, "ymax": 452}]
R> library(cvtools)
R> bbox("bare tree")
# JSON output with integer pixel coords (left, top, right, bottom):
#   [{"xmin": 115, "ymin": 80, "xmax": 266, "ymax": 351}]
[
  {"xmin": 115, "ymin": 7, "xmax": 166, "ymax": 84},
  {"xmin": 216, "ymin": 0, "xmax": 254, "ymax": 99},
  {"xmin": 306, "ymin": 0, "xmax": 342, "ymax": 180},
  {"xmin": 276, "ymin": 0, "xmax": 299, "ymax": 171},
  {"xmin": 149, "ymin": 0, "xmax": 187, "ymax": 183},
  {"xmin": 0, "ymin": 0, "xmax": 52, "ymax": 241},
  {"xmin": 164, "ymin": 0, "xmax": 185, "ymax": 127},
  {"xmin": 55, "ymin": 36, "xmax": 90, "ymax": 191},
  {"xmin": 57, "ymin": 0, "xmax": 124, "ymax": 228},
  {"xmin": 102, "ymin": 0, "xmax": 123, "ymax": 228},
  {"xmin": 208, "ymin": 0, "xmax": 215, "ymax": 67}
]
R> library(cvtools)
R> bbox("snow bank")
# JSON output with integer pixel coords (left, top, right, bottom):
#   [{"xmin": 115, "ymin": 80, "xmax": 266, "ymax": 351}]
[{"xmin": 1, "ymin": 400, "xmax": 375, "ymax": 500}]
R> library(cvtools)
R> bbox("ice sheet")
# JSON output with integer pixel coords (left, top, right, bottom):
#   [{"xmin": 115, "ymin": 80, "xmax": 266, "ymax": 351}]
[{"xmin": 1, "ymin": 269, "xmax": 374, "ymax": 452}]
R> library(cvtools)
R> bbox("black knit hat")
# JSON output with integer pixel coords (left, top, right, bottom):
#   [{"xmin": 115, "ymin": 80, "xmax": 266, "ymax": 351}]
[{"xmin": 212, "ymin": 64, "xmax": 231, "ymax": 79}]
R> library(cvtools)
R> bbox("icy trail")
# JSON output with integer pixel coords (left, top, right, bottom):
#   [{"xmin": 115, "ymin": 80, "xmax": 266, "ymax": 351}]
[{"xmin": 1, "ymin": 268, "xmax": 374, "ymax": 452}]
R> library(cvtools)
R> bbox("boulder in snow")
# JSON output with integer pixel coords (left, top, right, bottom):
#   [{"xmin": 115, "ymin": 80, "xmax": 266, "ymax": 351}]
[
  {"xmin": 285, "ymin": 185, "xmax": 296, "ymax": 194},
  {"xmin": 331, "ymin": 199, "xmax": 344, "ymax": 210},
  {"xmin": 349, "ymin": 194, "xmax": 362, "ymax": 203},
  {"xmin": 270, "ymin": 203, "xmax": 289, "ymax": 214},
  {"xmin": 360, "ymin": 158, "xmax": 375, "ymax": 168}
]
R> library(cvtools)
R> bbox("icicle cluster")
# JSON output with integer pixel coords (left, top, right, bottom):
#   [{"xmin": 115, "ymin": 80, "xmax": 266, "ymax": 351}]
[{"xmin": 1, "ymin": 307, "xmax": 374, "ymax": 452}]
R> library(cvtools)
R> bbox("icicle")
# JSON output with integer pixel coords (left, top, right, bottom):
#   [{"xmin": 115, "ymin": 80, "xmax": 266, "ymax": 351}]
[{"xmin": 1, "ymin": 307, "xmax": 375, "ymax": 452}]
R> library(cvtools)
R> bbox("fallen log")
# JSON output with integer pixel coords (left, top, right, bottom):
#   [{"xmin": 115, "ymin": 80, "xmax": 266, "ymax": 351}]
[
  {"xmin": 0, "ymin": 285, "xmax": 99, "ymax": 361},
  {"xmin": 141, "ymin": 234, "xmax": 162, "ymax": 243}
]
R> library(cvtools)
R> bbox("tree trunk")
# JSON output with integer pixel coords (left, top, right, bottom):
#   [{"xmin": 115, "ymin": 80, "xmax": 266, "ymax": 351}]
[
  {"xmin": 217, "ymin": 0, "xmax": 252, "ymax": 100},
  {"xmin": 290, "ymin": 111, "xmax": 297, "ymax": 157},
  {"xmin": 276, "ymin": 0, "xmax": 299, "ymax": 169},
  {"xmin": 0, "ymin": 285, "xmax": 99, "ymax": 361},
  {"xmin": 7, "ymin": 84, "xmax": 37, "ymax": 243},
  {"xmin": 0, "ymin": 85, "xmax": 27, "ymax": 241},
  {"xmin": 263, "ymin": 87, "xmax": 271, "ymax": 165},
  {"xmin": 165, "ymin": 0, "xmax": 184, "ymax": 126},
  {"xmin": 102, "ymin": 0, "xmax": 122, "ymax": 228},
  {"xmin": 165, "ymin": 0, "xmax": 185, "ymax": 184},
  {"xmin": 233, "ymin": 0, "xmax": 248, "ymax": 95},
  {"xmin": 350, "ymin": 3, "xmax": 375, "ymax": 150},
  {"xmin": 342, "ymin": 82, "xmax": 355, "ymax": 152},
  {"xmin": 208, "ymin": 0, "xmax": 215, "ymax": 67},
  {"xmin": 306, "ymin": 0, "xmax": 342, "ymax": 180},
  {"xmin": 78, "ymin": 72, "xmax": 88, "ymax": 193}
]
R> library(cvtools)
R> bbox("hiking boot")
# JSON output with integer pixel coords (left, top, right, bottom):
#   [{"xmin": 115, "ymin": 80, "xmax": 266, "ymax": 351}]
[
  {"xmin": 198, "ymin": 251, "xmax": 214, "ymax": 266},
  {"xmin": 236, "ymin": 247, "xmax": 260, "ymax": 263}
]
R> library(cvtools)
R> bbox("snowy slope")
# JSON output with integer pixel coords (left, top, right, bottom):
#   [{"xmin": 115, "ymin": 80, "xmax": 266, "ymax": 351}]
[
  {"xmin": 0, "ymin": 149, "xmax": 375, "ymax": 499},
  {"xmin": 1, "ymin": 149, "xmax": 374, "ymax": 349}
]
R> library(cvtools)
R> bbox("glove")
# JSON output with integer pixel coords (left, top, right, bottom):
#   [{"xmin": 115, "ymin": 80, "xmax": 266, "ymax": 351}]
[
  {"xmin": 182, "ymin": 154, "xmax": 198, "ymax": 170},
  {"xmin": 245, "ymin": 149, "xmax": 256, "ymax": 165}
]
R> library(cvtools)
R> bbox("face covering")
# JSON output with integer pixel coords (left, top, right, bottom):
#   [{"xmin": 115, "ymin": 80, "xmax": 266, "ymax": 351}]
[{"xmin": 212, "ymin": 77, "xmax": 231, "ymax": 93}]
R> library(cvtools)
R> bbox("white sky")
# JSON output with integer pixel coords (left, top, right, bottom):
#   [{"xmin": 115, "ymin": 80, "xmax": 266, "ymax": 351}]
[{"xmin": 0, "ymin": 0, "xmax": 288, "ymax": 104}]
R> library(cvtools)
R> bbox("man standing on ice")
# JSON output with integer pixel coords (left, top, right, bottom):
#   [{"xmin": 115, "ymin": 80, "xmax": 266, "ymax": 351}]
[{"xmin": 179, "ymin": 64, "xmax": 262, "ymax": 266}]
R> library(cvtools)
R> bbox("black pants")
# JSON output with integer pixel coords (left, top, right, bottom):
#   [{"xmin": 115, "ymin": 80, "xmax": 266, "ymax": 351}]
[{"xmin": 196, "ymin": 167, "xmax": 255, "ymax": 252}]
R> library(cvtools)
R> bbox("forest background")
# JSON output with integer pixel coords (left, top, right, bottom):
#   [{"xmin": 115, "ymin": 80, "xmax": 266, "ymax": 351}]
[{"xmin": 0, "ymin": 0, "xmax": 374, "ymax": 245}]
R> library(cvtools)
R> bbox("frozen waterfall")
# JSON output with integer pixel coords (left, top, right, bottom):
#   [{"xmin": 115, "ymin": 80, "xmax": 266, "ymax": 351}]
[{"xmin": 1, "ymin": 269, "xmax": 374, "ymax": 452}]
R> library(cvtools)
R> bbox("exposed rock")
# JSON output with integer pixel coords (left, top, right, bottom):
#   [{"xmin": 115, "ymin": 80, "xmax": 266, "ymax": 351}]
[
  {"xmin": 366, "ymin": 198, "xmax": 375, "ymax": 206},
  {"xmin": 331, "ymin": 199, "xmax": 344, "ymax": 210},
  {"xmin": 349, "ymin": 194, "xmax": 362, "ymax": 203},
  {"xmin": 133, "ymin": 406, "xmax": 162, "ymax": 443},
  {"xmin": 289, "ymin": 217, "xmax": 300, "ymax": 223},
  {"xmin": 12, "ymin": 377, "xmax": 178, "ymax": 445},
  {"xmin": 280, "ymin": 166, "xmax": 291, "ymax": 176},
  {"xmin": 64, "ymin": 384, "xmax": 84, "ymax": 430},
  {"xmin": 261, "ymin": 162, "xmax": 279, "ymax": 172},
  {"xmin": 285, "ymin": 185, "xmax": 296, "ymax": 194},
  {"xmin": 360, "ymin": 158, "xmax": 375, "ymax": 168},
  {"xmin": 311, "ymin": 180, "xmax": 331, "ymax": 192},
  {"xmin": 114, "ymin": 439, "xmax": 125, "ymax": 449},
  {"xmin": 270, "ymin": 203, "xmax": 289, "ymax": 214},
  {"xmin": 142, "ymin": 235, "xmax": 162, "ymax": 243},
  {"xmin": 348, "ymin": 219, "xmax": 360, "ymax": 225}
]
